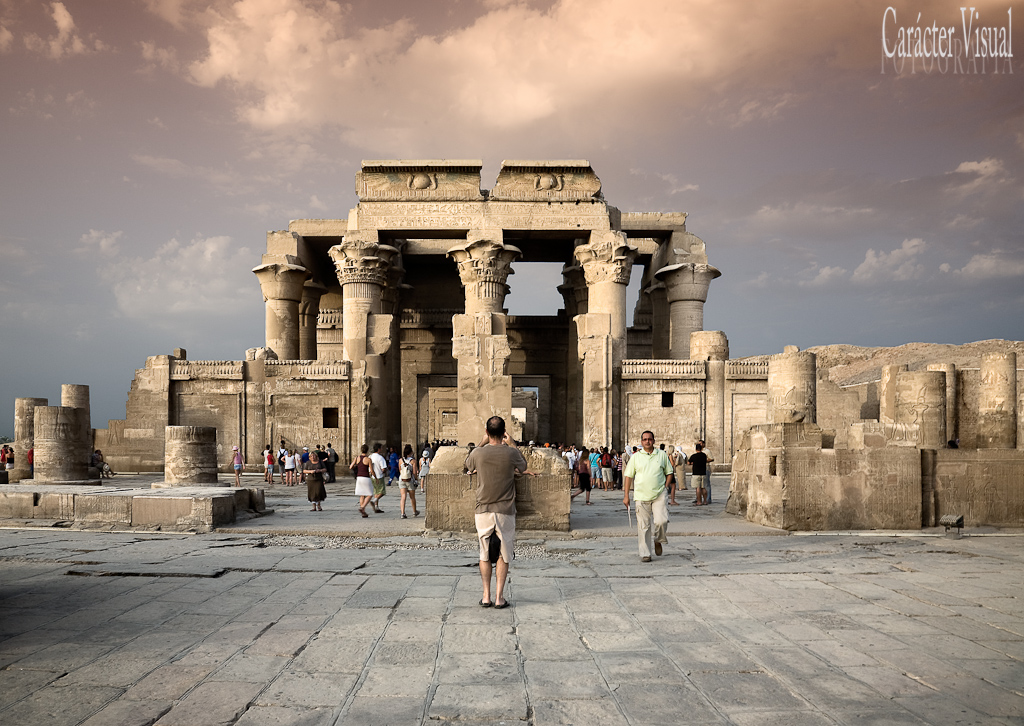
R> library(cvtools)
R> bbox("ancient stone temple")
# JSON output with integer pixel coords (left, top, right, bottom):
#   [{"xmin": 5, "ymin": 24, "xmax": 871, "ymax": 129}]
[{"xmin": 96, "ymin": 160, "xmax": 753, "ymax": 470}]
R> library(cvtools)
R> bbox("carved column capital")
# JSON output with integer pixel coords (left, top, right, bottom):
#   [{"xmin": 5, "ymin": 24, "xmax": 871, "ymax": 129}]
[
  {"xmin": 655, "ymin": 262, "xmax": 721, "ymax": 303},
  {"xmin": 252, "ymin": 262, "xmax": 309, "ymax": 302},
  {"xmin": 329, "ymin": 237, "xmax": 399, "ymax": 289},
  {"xmin": 447, "ymin": 237, "xmax": 521, "ymax": 314},
  {"xmin": 574, "ymin": 231, "xmax": 638, "ymax": 286}
]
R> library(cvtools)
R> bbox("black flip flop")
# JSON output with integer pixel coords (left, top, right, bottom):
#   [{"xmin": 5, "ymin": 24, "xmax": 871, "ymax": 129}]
[
  {"xmin": 494, "ymin": 600, "xmax": 510, "ymax": 609},
  {"xmin": 480, "ymin": 600, "xmax": 493, "ymax": 608}
]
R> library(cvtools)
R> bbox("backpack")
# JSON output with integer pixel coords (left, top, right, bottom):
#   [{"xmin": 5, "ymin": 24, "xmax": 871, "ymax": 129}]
[
  {"xmin": 399, "ymin": 456, "xmax": 413, "ymax": 480},
  {"xmin": 600, "ymin": 453, "xmax": 612, "ymax": 468}
]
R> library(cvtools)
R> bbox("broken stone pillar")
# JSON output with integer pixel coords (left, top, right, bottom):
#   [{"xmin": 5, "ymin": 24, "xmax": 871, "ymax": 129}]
[
  {"xmin": 156, "ymin": 426, "xmax": 224, "ymax": 487},
  {"xmin": 298, "ymin": 280, "xmax": 327, "ymax": 361},
  {"xmin": 926, "ymin": 363, "xmax": 958, "ymax": 443},
  {"xmin": 330, "ymin": 234, "xmax": 398, "ymax": 446},
  {"xmin": 448, "ymin": 234, "xmax": 519, "ymax": 445},
  {"xmin": 894, "ymin": 370, "xmax": 946, "ymax": 448},
  {"xmin": 978, "ymin": 352, "xmax": 1017, "ymax": 449},
  {"xmin": 448, "ymin": 235, "xmax": 521, "ymax": 315},
  {"xmin": 61, "ymin": 384, "xmax": 92, "ymax": 474},
  {"xmin": 692, "ymin": 331, "xmax": 729, "ymax": 460},
  {"xmin": 879, "ymin": 364, "xmax": 908, "ymax": 424},
  {"xmin": 573, "ymin": 231, "xmax": 637, "ymax": 447},
  {"xmin": 253, "ymin": 261, "xmax": 309, "ymax": 360},
  {"xmin": 655, "ymin": 262, "xmax": 721, "ymax": 359},
  {"xmin": 34, "ymin": 406, "xmax": 93, "ymax": 483},
  {"xmin": 768, "ymin": 348, "xmax": 817, "ymax": 424},
  {"xmin": 10, "ymin": 397, "xmax": 47, "ymax": 482}
]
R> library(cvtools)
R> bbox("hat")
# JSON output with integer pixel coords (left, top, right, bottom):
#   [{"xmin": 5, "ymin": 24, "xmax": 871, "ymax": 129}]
[
  {"xmin": 303, "ymin": 446, "xmax": 308, "ymax": 450},
  {"xmin": 232, "ymin": 445, "xmax": 238, "ymax": 450}
]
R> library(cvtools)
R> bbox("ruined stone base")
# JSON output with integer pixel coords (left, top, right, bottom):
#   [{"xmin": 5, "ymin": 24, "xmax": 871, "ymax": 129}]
[
  {"xmin": 0, "ymin": 485, "xmax": 269, "ymax": 533},
  {"xmin": 425, "ymin": 446, "xmax": 571, "ymax": 532}
]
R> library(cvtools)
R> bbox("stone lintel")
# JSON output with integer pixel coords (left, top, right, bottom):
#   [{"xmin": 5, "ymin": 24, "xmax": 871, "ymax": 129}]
[
  {"xmin": 620, "ymin": 211, "xmax": 688, "ymax": 232},
  {"xmin": 357, "ymin": 160, "xmax": 484, "ymax": 202},
  {"xmin": 288, "ymin": 219, "xmax": 350, "ymax": 236},
  {"xmin": 491, "ymin": 160, "xmax": 601, "ymax": 202}
]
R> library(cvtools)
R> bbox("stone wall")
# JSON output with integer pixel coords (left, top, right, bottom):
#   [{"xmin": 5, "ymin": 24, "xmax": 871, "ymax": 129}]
[
  {"xmin": 424, "ymin": 446, "xmax": 570, "ymax": 532},
  {"xmin": 931, "ymin": 448, "xmax": 1024, "ymax": 526},
  {"xmin": 728, "ymin": 423, "xmax": 922, "ymax": 531}
]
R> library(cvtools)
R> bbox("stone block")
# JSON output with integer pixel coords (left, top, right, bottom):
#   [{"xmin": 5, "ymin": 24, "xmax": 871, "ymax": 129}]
[
  {"xmin": 75, "ymin": 491, "xmax": 133, "ymax": 524},
  {"xmin": 34, "ymin": 491, "xmax": 76, "ymax": 519},
  {"xmin": 0, "ymin": 490, "xmax": 34, "ymax": 518}
]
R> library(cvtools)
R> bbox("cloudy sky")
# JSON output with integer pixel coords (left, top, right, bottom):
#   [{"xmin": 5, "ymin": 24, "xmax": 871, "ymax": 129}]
[{"xmin": 2, "ymin": 0, "xmax": 1022, "ymax": 437}]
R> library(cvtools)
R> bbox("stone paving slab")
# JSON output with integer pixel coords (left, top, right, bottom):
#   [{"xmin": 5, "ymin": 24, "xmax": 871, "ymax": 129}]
[{"xmin": 1, "ymin": 526, "xmax": 1023, "ymax": 725}]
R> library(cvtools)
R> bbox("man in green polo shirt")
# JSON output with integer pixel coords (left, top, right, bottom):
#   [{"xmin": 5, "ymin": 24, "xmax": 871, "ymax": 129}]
[{"xmin": 622, "ymin": 430, "xmax": 674, "ymax": 562}]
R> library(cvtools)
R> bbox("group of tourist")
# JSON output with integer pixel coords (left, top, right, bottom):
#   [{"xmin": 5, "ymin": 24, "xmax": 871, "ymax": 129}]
[
  {"xmin": 350, "ymin": 443, "xmax": 432, "ymax": 519},
  {"xmin": 1, "ymin": 444, "xmax": 35, "ymax": 477}
]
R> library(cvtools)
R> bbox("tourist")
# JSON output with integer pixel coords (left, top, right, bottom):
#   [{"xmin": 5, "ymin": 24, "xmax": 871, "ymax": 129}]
[
  {"xmin": 325, "ymin": 442, "xmax": 338, "ymax": 482},
  {"xmin": 387, "ymin": 447, "xmax": 400, "ymax": 486},
  {"xmin": 398, "ymin": 444, "xmax": 419, "ymax": 518},
  {"xmin": 263, "ymin": 444, "xmax": 274, "ymax": 484},
  {"xmin": 277, "ymin": 441, "xmax": 287, "ymax": 485},
  {"xmin": 418, "ymin": 448, "xmax": 430, "ymax": 493},
  {"xmin": 284, "ymin": 449, "xmax": 297, "ymax": 486},
  {"xmin": 304, "ymin": 450, "xmax": 327, "ymax": 511},
  {"xmin": 665, "ymin": 445, "xmax": 680, "ymax": 505},
  {"xmin": 0, "ymin": 445, "xmax": 8, "ymax": 470},
  {"xmin": 299, "ymin": 447, "xmax": 310, "ymax": 483},
  {"xmin": 671, "ymin": 444, "xmax": 688, "ymax": 496},
  {"xmin": 465, "ymin": 416, "xmax": 534, "ymax": 608},
  {"xmin": 690, "ymin": 442, "xmax": 711, "ymax": 506},
  {"xmin": 622, "ymin": 430, "xmax": 673, "ymax": 563},
  {"xmin": 589, "ymin": 448, "xmax": 602, "ymax": 490},
  {"xmin": 228, "ymin": 445, "xmax": 244, "ymax": 487},
  {"xmin": 571, "ymin": 447, "xmax": 592, "ymax": 504},
  {"xmin": 351, "ymin": 445, "xmax": 374, "ymax": 517},
  {"xmin": 370, "ymin": 443, "xmax": 388, "ymax": 513},
  {"xmin": 599, "ymin": 447, "xmax": 615, "ymax": 491},
  {"xmin": 27, "ymin": 447, "xmax": 33, "ymax": 477}
]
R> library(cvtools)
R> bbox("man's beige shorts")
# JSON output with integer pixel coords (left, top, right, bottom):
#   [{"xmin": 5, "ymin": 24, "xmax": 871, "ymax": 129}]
[{"xmin": 475, "ymin": 512, "xmax": 516, "ymax": 564}]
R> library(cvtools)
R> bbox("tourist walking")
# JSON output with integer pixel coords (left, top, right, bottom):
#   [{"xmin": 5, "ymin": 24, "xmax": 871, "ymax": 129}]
[
  {"xmin": 571, "ymin": 446, "xmax": 592, "ymax": 504},
  {"xmin": 304, "ymin": 450, "xmax": 327, "ymax": 511},
  {"xmin": 399, "ymin": 444, "xmax": 419, "ymax": 518},
  {"xmin": 623, "ymin": 430, "xmax": 673, "ymax": 562},
  {"xmin": 589, "ymin": 448, "xmax": 602, "ymax": 490},
  {"xmin": 465, "ymin": 416, "xmax": 534, "ymax": 608},
  {"xmin": 351, "ymin": 445, "xmax": 374, "ymax": 517},
  {"xmin": 284, "ymin": 449, "xmax": 297, "ymax": 486},
  {"xmin": 263, "ymin": 444, "xmax": 274, "ymax": 484},
  {"xmin": 369, "ymin": 443, "xmax": 388, "ymax": 513},
  {"xmin": 665, "ymin": 445, "xmax": 683, "ymax": 505},
  {"xmin": 228, "ymin": 445, "xmax": 244, "ymax": 487},
  {"xmin": 325, "ymin": 442, "xmax": 338, "ymax": 482},
  {"xmin": 387, "ymin": 447, "xmax": 400, "ymax": 487},
  {"xmin": 671, "ymin": 444, "xmax": 688, "ymax": 498},
  {"xmin": 599, "ymin": 447, "xmax": 615, "ymax": 491}
]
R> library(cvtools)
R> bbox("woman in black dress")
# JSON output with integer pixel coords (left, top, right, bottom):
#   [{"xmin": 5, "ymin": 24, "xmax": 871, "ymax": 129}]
[{"xmin": 304, "ymin": 450, "xmax": 327, "ymax": 511}]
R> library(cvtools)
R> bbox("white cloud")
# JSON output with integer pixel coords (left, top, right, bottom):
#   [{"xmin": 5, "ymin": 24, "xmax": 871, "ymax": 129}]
[
  {"xmin": 75, "ymin": 229, "xmax": 123, "ymax": 257},
  {"xmin": 308, "ymin": 194, "xmax": 327, "ymax": 211},
  {"xmin": 947, "ymin": 158, "xmax": 1010, "ymax": 196},
  {"xmin": 799, "ymin": 265, "xmax": 847, "ymax": 288},
  {"xmin": 101, "ymin": 235, "xmax": 255, "ymax": 323},
  {"xmin": 852, "ymin": 238, "xmax": 927, "ymax": 284},
  {"xmin": 139, "ymin": 40, "xmax": 180, "ymax": 73},
  {"xmin": 952, "ymin": 250, "xmax": 1024, "ymax": 280},
  {"xmin": 0, "ymin": 25, "xmax": 13, "ymax": 53},
  {"xmin": 23, "ymin": 2, "xmax": 106, "ymax": 59}
]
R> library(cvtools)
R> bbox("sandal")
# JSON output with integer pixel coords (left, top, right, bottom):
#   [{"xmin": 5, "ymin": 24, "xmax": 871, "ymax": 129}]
[
  {"xmin": 359, "ymin": 508, "xmax": 368, "ymax": 518},
  {"xmin": 413, "ymin": 510, "xmax": 420, "ymax": 516},
  {"xmin": 401, "ymin": 514, "xmax": 407, "ymax": 519}
]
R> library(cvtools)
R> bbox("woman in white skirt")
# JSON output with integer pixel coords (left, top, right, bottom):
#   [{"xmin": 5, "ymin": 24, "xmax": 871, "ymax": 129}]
[
  {"xmin": 350, "ymin": 444, "xmax": 374, "ymax": 517},
  {"xmin": 418, "ymin": 448, "xmax": 431, "ymax": 493}
]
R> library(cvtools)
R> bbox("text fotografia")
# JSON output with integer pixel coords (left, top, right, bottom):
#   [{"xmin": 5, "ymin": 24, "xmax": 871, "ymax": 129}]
[{"xmin": 882, "ymin": 7, "xmax": 1013, "ymax": 74}]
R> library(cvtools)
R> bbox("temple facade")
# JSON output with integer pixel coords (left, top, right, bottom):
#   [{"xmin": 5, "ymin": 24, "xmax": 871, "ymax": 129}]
[{"xmin": 95, "ymin": 160, "xmax": 773, "ymax": 470}]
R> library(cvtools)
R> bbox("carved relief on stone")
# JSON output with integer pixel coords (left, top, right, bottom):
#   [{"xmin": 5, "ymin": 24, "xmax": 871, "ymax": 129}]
[
  {"xmin": 447, "ymin": 238, "xmax": 521, "ymax": 312},
  {"xmin": 356, "ymin": 160, "xmax": 485, "ymax": 202},
  {"xmin": 252, "ymin": 262, "xmax": 309, "ymax": 302},
  {"xmin": 574, "ymin": 231, "xmax": 638, "ymax": 286},
  {"xmin": 329, "ymin": 238, "xmax": 399, "ymax": 288},
  {"xmin": 490, "ymin": 161, "xmax": 603, "ymax": 201}
]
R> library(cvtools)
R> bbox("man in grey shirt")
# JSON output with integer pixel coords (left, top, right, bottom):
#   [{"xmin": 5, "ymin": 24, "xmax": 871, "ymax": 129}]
[{"xmin": 464, "ymin": 416, "xmax": 534, "ymax": 609}]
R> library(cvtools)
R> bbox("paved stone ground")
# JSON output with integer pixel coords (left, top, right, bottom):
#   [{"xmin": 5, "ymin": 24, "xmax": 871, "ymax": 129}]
[{"xmin": 1, "ymin": 476, "xmax": 1022, "ymax": 725}]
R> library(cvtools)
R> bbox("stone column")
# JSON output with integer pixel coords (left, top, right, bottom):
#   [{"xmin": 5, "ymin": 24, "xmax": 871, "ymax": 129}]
[
  {"xmin": 879, "ymin": 364, "xmax": 907, "ymax": 424},
  {"xmin": 647, "ymin": 282, "xmax": 670, "ymax": 359},
  {"xmin": 298, "ymin": 280, "xmax": 327, "ymax": 361},
  {"xmin": 10, "ymin": 397, "xmax": 47, "ymax": 482},
  {"xmin": 927, "ymin": 363, "xmax": 958, "ymax": 443},
  {"xmin": 656, "ymin": 262, "xmax": 721, "ymax": 359},
  {"xmin": 692, "ymin": 331, "xmax": 729, "ymax": 461},
  {"xmin": 253, "ymin": 262, "xmax": 309, "ymax": 360},
  {"xmin": 330, "ymin": 235, "xmax": 399, "ymax": 447},
  {"xmin": 448, "ymin": 234, "xmax": 519, "ymax": 445},
  {"xmin": 156, "ymin": 426, "xmax": 223, "ymax": 487},
  {"xmin": 559, "ymin": 263, "xmax": 588, "ymax": 445},
  {"xmin": 768, "ymin": 348, "xmax": 817, "ymax": 424},
  {"xmin": 573, "ymin": 231, "xmax": 637, "ymax": 448},
  {"xmin": 978, "ymin": 352, "xmax": 1017, "ymax": 449},
  {"xmin": 448, "ymin": 236, "xmax": 521, "ymax": 315},
  {"xmin": 61, "ymin": 384, "xmax": 91, "ymax": 474},
  {"xmin": 33, "ymin": 406, "xmax": 92, "ymax": 482},
  {"xmin": 894, "ymin": 370, "xmax": 946, "ymax": 448}
]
